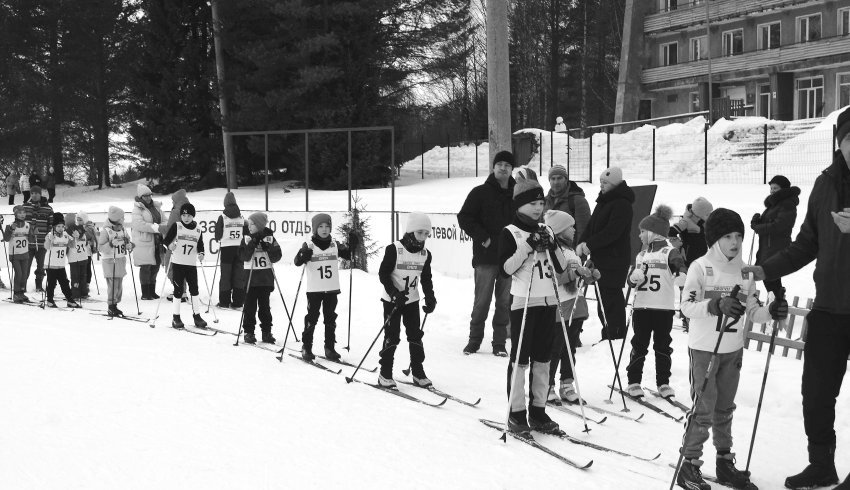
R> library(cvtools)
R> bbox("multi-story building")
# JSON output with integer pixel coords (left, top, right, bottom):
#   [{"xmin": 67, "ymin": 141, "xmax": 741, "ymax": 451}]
[{"xmin": 615, "ymin": 0, "xmax": 850, "ymax": 123}]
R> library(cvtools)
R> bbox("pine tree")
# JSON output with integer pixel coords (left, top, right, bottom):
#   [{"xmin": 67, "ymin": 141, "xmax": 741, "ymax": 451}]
[{"xmin": 336, "ymin": 195, "xmax": 379, "ymax": 272}]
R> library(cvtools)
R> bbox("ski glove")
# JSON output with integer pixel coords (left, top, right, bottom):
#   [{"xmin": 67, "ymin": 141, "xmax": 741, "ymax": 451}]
[
  {"xmin": 769, "ymin": 298, "xmax": 788, "ymax": 321},
  {"xmin": 423, "ymin": 296, "xmax": 436, "ymax": 314},
  {"xmin": 392, "ymin": 291, "xmax": 408, "ymax": 307},
  {"xmin": 709, "ymin": 295, "xmax": 746, "ymax": 319},
  {"xmin": 526, "ymin": 231, "xmax": 552, "ymax": 253},
  {"xmin": 629, "ymin": 268, "xmax": 645, "ymax": 285},
  {"xmin": 297, "ymin": 244, "xmax": 313, "ymax": 262},
  {"xmin": 750, "ymin": 213, "xmax": 761, "ymax": 230}
]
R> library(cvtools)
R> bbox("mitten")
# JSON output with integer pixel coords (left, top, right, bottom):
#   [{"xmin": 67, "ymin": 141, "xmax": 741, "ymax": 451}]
[
  {"xmin": 392, "ymin": 291, "xmax": 408, "ymax": 307},
  {"xmin": 423, "ymin": 296, "xmax": 436, "ymax": 314},
  {"xmin": 769, "ymin": 298, "xmax": 788, "ymax": 321},
  {"xmin": 629, "ymin": 268, "xmax": 645, "ymax": 285},
  {"xmin": 709, "ymin": 296, "xmax": 745, "ymax": 318}
]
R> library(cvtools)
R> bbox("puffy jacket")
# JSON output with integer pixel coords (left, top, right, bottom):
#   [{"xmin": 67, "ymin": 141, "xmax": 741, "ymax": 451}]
[
  {"xmin": 762, "ymin": 152, "xmax": 850, "ymax": 314},
  {"xmin": 579, "ymin": 181, "xmax": 635, "ymax": 270},
  {"xmin": 237, "ymin": 228, "xmax": 282, "ymax": 288},
  {"xmin": 132, "ymin": 198, "xmax": 164, "ymax": 266},
  {"xmin": 22, "ymin": 197, "xmax": 53, "ymax": 249},
  {"xmin": 457, "ymin": 173, "xmax": 516, "ymax": 267},
  {"xmin": 544, "ymin": 181, "xmax": 591, "ymax": 242},
  {"xmin": 669, "ymin": 207, "xmax": 708, "ymax": 268},
  {"xmin": 753, "ymin": 186, "xmax": 800, "ymax": 264}
]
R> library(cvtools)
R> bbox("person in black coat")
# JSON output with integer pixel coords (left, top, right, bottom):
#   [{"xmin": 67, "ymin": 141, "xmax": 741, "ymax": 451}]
[
  {"xmin": 750, "ymin": 175, "xmax": 799, "ymax": 296},
  {"xmin": 457, "ymin": 150, "xmax": 516, "ymax": 356},
  {"xmin": 576, "ymin": 167, "xmax": 634, "ymax": 340}
]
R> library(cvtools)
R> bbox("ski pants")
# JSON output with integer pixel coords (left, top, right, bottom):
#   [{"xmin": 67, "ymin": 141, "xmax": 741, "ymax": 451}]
[
  {"xmin": 69, "ymin": 260, "xmax": 87, "ymax": 299},
  {"xmin": 626, "ymin": 309, "xmax": 674, "ymax": 386},
  {"xmin": 467, "ymin": 264, "xmax": 511, "ymax": 348},
  {"xmin": 86, "ymin": 257, "xmax": 93, "ymax": 286},
  {"xmin": 802, "ymin": 310, "xmax": 850, "ymax": 447},
  {"xmin": 11, "ymin": 255, "xmax": 29, "ymax": 293},
  {"xmin": 138, "ymin": 264, "xmax": 159, "ymax": 288},
  {"xmin": 682, "ymin": 348, "xmax": 743, "ymax": 460},
  {"xmin": 242, "ymin": 286, "xmax": 273, "ymax": 335},
  {"xmin": 379, "ymin": 300, "xmax": 424, "ymax": 378},
  {"xmin": 46, "ymin": 268, "xmax": 73, "ymax": 302},
  {"xmin": 595, "ymin": 267, "xmax": 628, "ymax": 340},
  {"xmin": 29, "ymin": 247, "xmax": 46, "ymax": 288},
  {"xmin": 171, "ymin": 264, "xmax": 199, "ymax": 298},
  {"xmin": 508, "ymin": 305, "xmax": 556, "ymax": 410},
  {"xmin": 218, "ymin": 248, "xmax": 246, "ymax": 306},
  {"xmin": 548, "ymin": 296, "xmax": 586, "ymax": 385},
  {"xmin": 106, "ymin": 278, "xmax": 123, "ymax": 306},
  {"xmin": 303, "ymin": 291, "xmax": 339, "ymax": 348}
]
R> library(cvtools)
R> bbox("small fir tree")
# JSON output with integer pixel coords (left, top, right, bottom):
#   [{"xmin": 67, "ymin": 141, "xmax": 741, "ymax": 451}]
[{"xmin": 337, "ymin": 194, "xmax": 379, "ymax": 272}]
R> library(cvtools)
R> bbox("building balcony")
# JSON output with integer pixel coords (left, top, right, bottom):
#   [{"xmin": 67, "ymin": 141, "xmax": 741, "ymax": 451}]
[
  {"xmin": 641, "ymin": 34, "xmax": 850, "ymax": 85},
  {"xmin": 644, "ymin": 0, "xmax": 817, "ymax": 34}
]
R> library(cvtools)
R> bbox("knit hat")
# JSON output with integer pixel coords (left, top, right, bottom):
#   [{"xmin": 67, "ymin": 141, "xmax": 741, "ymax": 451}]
[
  {"xmin": 405, "ymin": 212, "xmax": 431, "ymax": 233},
  {"xmin": 311, "ymin": 213, "xmax": 332, "ymax": 232},
  {"xmin": 77, "ymin": 211, "xmax": 90, "ymax": 224},
  {"xmin": 171, "ymin": 189, "xmax": 187, "ymax": 204},
  {"xmin": 705, "ymin": 208, "xmax": 745, "ymax": 247},
  {"xmin": 64, "ymin": 212, "xmax": 76, "ymax": 228},
  {"xmin": 108, "ymin": 206, "xmax": 124, "ymax": 224},
  {"xmin": 493, "ymin": 150, "xmax": 516, "ymax": 168},
  {"xmin": 599, "ymin": 167, "xmax": 623, "ymax": 186},
  {"xmin": 30, "ymin": 185, "xmax": 42, "ymax": 195},
  {"xmin": 768, "ymin": 175, "xmax": 791, "ymax": 189},
  {"xmin": 690, "ymin": 197, "xmax": 714, "ymax": 221},
  {"xmin": 248, "ymin": 212, "xmax": 268, "ymax": 230},
  {"xmin": 52, "ymin": 212, "xmax": 64, "ymax": 228},
  {"xmin": 137, "ymin": 184, "xmax": 153, "ymax": 197},
  {"xmin": 513, "ymin": 173, "xmax": 545, "ymax": 208},
  {"xmin": 13, "ymin": 205, "xmax": 25, "ymax": 216},
  {"xmin": 223, "ymin": 192, "xmax": 236, "ymax": 207},
  {"xmin": 639, "ymin": 204, "xmax": 674, "ymax": 237},
  {"xmin": 549, "ymin": 164, "xmax": 568, "ymax": 180},
  {"xmin": 836, "ymin": 106, "xmax": 850, "ymax": 146},
  {"xmin": 544, "ymin": 210, "xmax": 575, "ymax": 235},
  {"xmin": 180, "ymin": 203, "xmax": 196, "ymax": 217}
]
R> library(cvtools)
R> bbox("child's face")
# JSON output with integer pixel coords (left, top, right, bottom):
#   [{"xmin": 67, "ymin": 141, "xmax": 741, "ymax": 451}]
[
  {"xmin": 316, "ymin": 223, "xmax": 331, "ymax": 238},
  {"xmin": 639, "ymin": 229, "xmax": 651, "ymax": 246},
  {"xmin": 412, "ymin": 229, "xmax": 430, "ymax": 242},
  {"xmin": 518, "ymin": 200, "xmax": 545, "ymax": 221},
  {"xmin": 75, "ymin": 217, "xmax": 84, "ymax": 226},
  {"xmin": 55, "ymin": 224, "xmax": 65, "ymax": 234},
  {"xmin": 15, "ymin": 211, "xmax": 25, "ymax": 221},
  {"xmin": 717, "ymin": 232, "xmax": 743, "ymax": 259},
  {"xmin": 248, "ymin": 221, "xmax": 259, "ymax": 234},
  {"xmin": 180, "ymin": 213, "xmax": 193, "ymax": 225}
]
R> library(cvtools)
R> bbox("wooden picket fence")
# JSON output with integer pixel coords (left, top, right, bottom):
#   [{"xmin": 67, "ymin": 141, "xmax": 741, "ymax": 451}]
[{"xmin": 743, "ymin": 295, "xmax": 813, "ymax": 360}]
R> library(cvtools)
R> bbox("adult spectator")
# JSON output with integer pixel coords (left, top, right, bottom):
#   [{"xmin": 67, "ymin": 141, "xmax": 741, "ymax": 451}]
[
  {"xmin": 750, "ymin": 175, "xmax": 799, "ymax": 296},
  {"xmin": 45, "ymin": 167, "xmax": 56, "ymax": 203},
  {"xmin": 576, "ymin": 167, "xmax": 634, "ymax": 340},
  {"xmin": 19, "ymin": 171, "xmax": 30, "ymax": 203},
  {"xmin": 22, "ymin": 186, "xmax": 53, "ymax": 292},
  {"xmin": 457, "ymin": 150, "xmax": 517, "ymax": 356},
  {"xmin": 29, "ymin": 170, "xmax": 42, "ymax": 189},
  {"xmin": 6, "ymin": 170, "xmax": 18, "ymax": 205},
  {"xmin": 132, "ymin": 184, "xmax": 164, "ymax": 300},
  {"xmin": 745, "ymin": 107, "xmax": 850, "ymax": 490},
  {"xmin": 544, "ymin": 165, "xmax": 590, "ymax": 242}
]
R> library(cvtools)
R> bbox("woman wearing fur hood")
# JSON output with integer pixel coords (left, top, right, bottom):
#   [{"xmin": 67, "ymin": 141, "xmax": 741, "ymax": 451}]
[{"xmin": 132, "ymin": 184, "xmax": 164, "ymax": 300}]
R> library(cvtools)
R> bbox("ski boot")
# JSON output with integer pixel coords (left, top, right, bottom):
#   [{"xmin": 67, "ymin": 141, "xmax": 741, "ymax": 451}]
[
  {"xmin": 193, "ymin": 314, "xmax": 208, "ymax": 329},
  {"xmin": 716, "ymin": 452, "xmax": 758, "ymax": 489},
  {"xmin": 243, "ymin": 331, "xmax": 257, "ymax": 344},
  {"xmin": 45, "ymin": 300, "xmax": 57, "ymax": 308},
  {"xmin": 508, "ymin": 410, "xmax": 531, "ymax": 434},
  {"xmin": 378, "ymin": 374, "xmax": 396, "ymax": 388},
  {"xmin": 462, "ymin": 341, "xmax": 479, "ymax": 355},
  {"xmin": 67, "ymin": 300, "xmax": 81, "ymax": 309},
  {"xmin": 547, "ymin": 385, "xmax": 560, "ymax": 403},
  {"xmin": 677, "ymin": 459, "xmax": 711, "ymax": 490},
  {"xmin": 261, "ymin": 329, "xmax": 276, "ymax": 344},
  {"xmin": 301, "ymin": 344, "xmax": 315, "ymax": 361},
  {"xmin": 324, "ymin": 345, "xmax": 341, "ymax": 361},
  {"xmin": 412, "ymin": 375, "xmax": 433, "ymax": 388},
  {"xmin": 13, "ymin": 292, "xmax": 27, "ymax": 303},
  {"xmin": 785, "ymin": 444, "xmax": 839, "ymax": 489},
  {"xmin": 172, "ymin": 315, "xmax": 185, "ymax": 329},
  {"xmin": 492, "ymin": 345, "xmax": 508, "ymax": 357},
  {"xmin": 658, "ymin": 384, "xmax": 676, "ymax": 398},
  {"xmin": 835, "ymin": 473, "xmax": 850, "ymax": 490},
  {"xmin": 107, "ymin": 305, "xmax": 122, "ymax": 317},
  {"xmin": 559, "ymin": 379, "xmax": 580, "ymax": 404},
  {"xmin": 528, "ymin": 405, "xmax": 560, "ymax": 434},
  {"xmin": 626, "ymin": 383, "xmax": 645, "ymax": 398}
]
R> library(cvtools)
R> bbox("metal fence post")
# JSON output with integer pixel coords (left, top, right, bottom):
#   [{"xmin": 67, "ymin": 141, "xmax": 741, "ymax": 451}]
[
  {"xmin": 704, "ymin": 123, "xmax": 708, "ymax": 185},
  {"xmin": 475, "ymin": 141, "xmax": 479, "ymax": 177},
  {"xmin": 566, "ymin": 131, "xmax": 571, "ymax": 179},
  {"xmin": 447, "ymin": 133, "xmax": 450, "ymax": 179},
  {"xmin": 539, "ymin": 133, "xmax": 543, "ymax": 174},
  {"xmin": 421, "ymin": 134, "xmax": 424, "ymax": 180},
  {"xmin": 391, "ymin": 128, "xmax": 396, "ymax": 242},
  {"xmin": 305, "ymin": 132, "xmax": 309, "ymax": 211},
  {"xmin": 606, "ymin": 128, "xmax": 611, "ymax": 169},
  {"xmin": 550, "ymin": 130, "xmax": 554, "ymax": 169},
  {"xmin": 588, "ymin": 129, "xmax": 593, "ymax": 183},
  {"xmin": 264, "ymin": 133, "xmax": 269, "ymax": 211},
  {"xmin": 652, "ymin": 128, "xmax": 656, "ymax": 181},
  {"xmin": 763, "ymin": 124, "xmax": 768, "ymax": 185},
  {"xmin": 348, "ymin": 130, "xmax": 352, "ymax": 212}
]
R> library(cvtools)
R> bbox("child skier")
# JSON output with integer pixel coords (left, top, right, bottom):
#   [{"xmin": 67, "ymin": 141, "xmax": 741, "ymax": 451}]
[
  {"xmin": 43, "ymin": 212, "xmax": 80, "ymax": 308},
  {"xmin": 669, "ymin": 197, "xmax": 713, "ymax": 331},
  {"xmin": 624, "ymin": 204, "xmax": 686, "ymax": 399},
  {"xmin": 98, "ymin": 206, "xmax": 134, "ymax": 316},
  {"xmin": 294, "ymin": 213, "xmax": 355, "ymax": 361},
  {"xmin": 499, "ymin": 176, "xmax": 567, "ymax": 433},
  {"xmin": 677, "ymin": 208, "xmax": 787, "ymax": 490},
  {"xmin": 377, "ymin": 212, "xmax": 436, "ymax": 388},
  {"xmin": 81, "ymin": 213, "xmax": 98, "ymax": 298},
  {"xmin": 163, "ymin": 203, "xmax": 207, "ymax": 329},
  {"xmin": 237, "ymin": 212, "xmax": 282, "ymax": 344},
  {"xmin": 65, "ymin": 213, "xmax": 90, "ymax": 301},
  {"xmin": 214, "ymin": 192, "xmax": 247, "ymax": 308},
  {"xmin": 3, "ymin": 206, "xmax": 36, "ymax": 303},
  {"xmin": 543, "ymin": 210, "xmax": 597, "ymax": 404}
]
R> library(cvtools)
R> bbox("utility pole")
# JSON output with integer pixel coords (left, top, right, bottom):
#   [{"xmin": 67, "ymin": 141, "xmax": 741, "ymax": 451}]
[
  {"xmin": 211, "ymin": 0, "xmax": 237, "ymax": 190},
  {"xmin": 487, "ymin": 0, "xmax": 511, "ymax": 168},
  {"xmin": 706, "ymin": 0, "xmax": 713, "ymax": 122}
]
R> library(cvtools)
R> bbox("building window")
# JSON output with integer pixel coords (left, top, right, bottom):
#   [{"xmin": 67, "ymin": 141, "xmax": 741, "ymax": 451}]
[
  {"xmin": 838, "ymin": 73, "xmax": 850, "ymax": 109},
  {"xmin": 661, "ymin": 42, "xmax": 678, "ymax": 66},
  {"xmin": 797, "ymin": 14, "xmax": 821, "ymax": 43},
  {"xmin": 689, "ymin": 92, "xmax": 700, "ymax": 112},
  {"xmin": 758, "ymin": 22, "xmax": 781, "ymax": 50},
  {"xmin": 690, "ymin": 36, "xmax": 707, "ymax": 61},
  {"xmin": 758, "ymin": 84, "xmax": 772, "ymax": 119},
  {"xmin": 722, "ymin": 29, "xmax": 743, "ymax": 56},
  {"xmin": 796, "ymin": 76, "xmax": 824, "ymax": 119},
  {"xmin": 840, "ymin": 8, "xmax": 850, "ymax": 36},
  {"xmin": 660, "ymin": 0, "xmax": 678, "ymax": 12}
]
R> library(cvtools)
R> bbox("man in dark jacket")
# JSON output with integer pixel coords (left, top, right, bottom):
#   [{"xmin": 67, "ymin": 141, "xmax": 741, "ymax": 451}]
[
  {"xmin": 457, "ymin": 150, "xmax": 516, "ymax": 356},
  {"xmin": 746, "ymin": 107, "xmax": 850, "ymax": 490},
  {"xmin": 750, "ymin": 175, "xmax": 800, "ymax": 296},
  {"xmin": 45, "ymin": 167, "xmax": 56, "ymax": 203},
  {"xmin": 22, "ymin": 185, "xmax": 54, "ymax": 292},
  {"xmin": 576, "ymin": 167, "xmax": 634, "ymax": 340},
  {"xmin": 544, "ymin": 164, "xmax": 591, "ymax": 241}
]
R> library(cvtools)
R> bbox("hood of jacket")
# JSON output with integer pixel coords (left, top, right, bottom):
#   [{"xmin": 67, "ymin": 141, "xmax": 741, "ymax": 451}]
[
  {"xmin": 764, "ymin": 186, "xmax": 801, "ymax": 208},
  {"xmin": 596, "ymin": 180, "xmax": 635, "ymax": 205},
  {"xmin": 223, "ymin": 203, "xmax": 241, "ymax": 219}
]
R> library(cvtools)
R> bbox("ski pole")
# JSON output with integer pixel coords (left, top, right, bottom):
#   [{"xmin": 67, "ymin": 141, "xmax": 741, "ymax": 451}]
[
  {"xmin": 670, "ymin": 284, "xmax": 744, "ymax": 490},
  {"xmin": 233, "ymin": 264, "xmax": 255, "ymax": 347},
  {"xmin": 747, "ymin": 232, "xmax": 756, "ymax": 266},
  {"xmin": 344, "ymin": 303, "xmax": 400, "ymax": 383},
  {"xmin": 149, "ymin": 260, "xmax": 172, "ymax": 327},
  {"xmin": 402, "ymin": 313, "xmax": 429, "ymax": 376},
  {"xmin": 269, "ymin": 267, "xmax": 298, "ymax": 360},
  {"xmin": 205, "ymin": 247, "xmax": 221, "ymax": 313},
  {"xmin": 2, "ymin": 239, "xmax": 12, "ymax": 301},
  {"xmin": 501, "ymin": 250, "xmax": 538, "ymax": 442},
  {"xmin": 198, "ymin": 261, "xmax": 219, "ymax": 324},
  {"xmin": 284, "ymin": 265, "xmax": 306, "ymax": 341},
  {"xmin": 545, "ymin": 247, "xmax": 591, "ymax": 433},
  {"xmin": 41, "ymin": 243, "xmax": 52, "ymax": 308},
  {"xmin": 592, "ymin": 280, "xmax": 629, "ymax": 411},
  {"xmin": 91, "ymin": 255, "xmax": 100, "ymax": 295},
  {"xmin": 128, "ymin": 251, "xmax": 142, "ymax": 315},
  {"xmin": 607, "ymin": 276, "xmax": 636, "ymax": 402},
  {"xmin": 345, "ymin": 250, "xmax": 354, "ymax": 351},
  {"xmin": 744, "ymin": 288, "xmax": 785, "ymax": 474}
]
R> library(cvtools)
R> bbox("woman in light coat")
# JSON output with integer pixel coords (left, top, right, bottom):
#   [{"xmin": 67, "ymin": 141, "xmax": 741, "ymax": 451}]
[{"xmin": 132, "ymin": 184, "xmax": 164, "ymax": 300}]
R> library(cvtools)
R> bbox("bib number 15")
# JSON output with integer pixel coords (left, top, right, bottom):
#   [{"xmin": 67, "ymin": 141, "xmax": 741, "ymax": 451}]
[{"xmin": 317, "ymin": 265, "xmax": 333, "ymax": 279}]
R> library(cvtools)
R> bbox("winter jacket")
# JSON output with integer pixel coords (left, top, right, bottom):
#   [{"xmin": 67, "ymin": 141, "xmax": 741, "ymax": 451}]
[
  {"xmin": 579, "ymin": 180, "xmax": 636, "ymax": 270},
  {"xmin": 132, "ymin": 197, "xmax": 164, "ymax": 266},
  {"xmin": 237, "ymin": 228, "xmax": 282, "ymax": 288},
  {"xmin": 3, "ymin": 220, "xmax": 35, "ymax": 258},
  {"xmin": 544, "ymin": 181, "xmax": 591, "ymax": 243},
  {"xmin": 214, "ymin": 202, "xmax": 247, "ymax": 262},
  {"xmin": 753, "ymin": 186, "xmax": 800, "ymax": 265},
  {"xmin": 22, "ymin": 196, "xmax": 53, "ymax": 249},
  {"xmin": 6, "ymin": 172, "xmax": 17, "ymax": 195},
  {"xmin": 457, "ymin": 173, "xmax": 516, "ymax": 267},
  {"xmin": 669, "ymin": 207, "xmax": 708, "ymax": 268},
  {"xmin": 293, "ymin": 235, "xmax": 353, "ymax": 266},
  {"xmin": 19, "ymin": 175, "xmax": 29, "ymax": 192},
  {"xmin": 64, "ymin": 213, "xmax": 89, "ymax": 263},
  {"xmin": 498, "ymin": 213, "xmax": 567, "ymax": 309},
  {"xmin": 98, "ymin": 221, "xmax": 132, "ymax": 279},
  {"xmin": 44, "ymin": 231, "xmax": 74, "ymax": 269},
  {"xmin": 28, "ymin": 173, "xmax": 42, "ymax": 188},
  {"xmin": 160, "ymin": 189, "xmax": 189, "ymax": 266},
  {"xmin": 378, "ymin": 233, "xmax": 435, "ymax": 303},
  {"xmin": 762, "ymin": 152, "xmax": 850, "ymax": 314},
  {"xmin": 45, "ymin": 173, "xmax": 55, "ymax": 190}
]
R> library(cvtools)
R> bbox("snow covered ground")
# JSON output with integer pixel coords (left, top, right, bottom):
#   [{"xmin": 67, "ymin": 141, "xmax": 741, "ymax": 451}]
[{"xmin": 2, "ymin": 137, "xmax": 848, "ymax": 489}]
